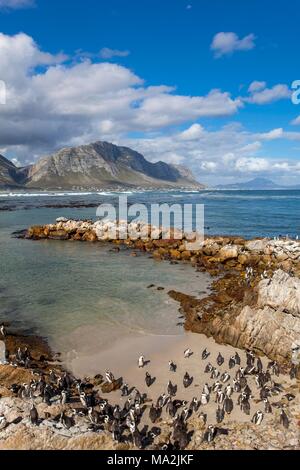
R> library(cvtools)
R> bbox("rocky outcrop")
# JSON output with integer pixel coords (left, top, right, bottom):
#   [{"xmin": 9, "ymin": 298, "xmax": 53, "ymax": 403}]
[{"xmin": 258, "ymin": 270, "xmax": 300, "ymax": 316}]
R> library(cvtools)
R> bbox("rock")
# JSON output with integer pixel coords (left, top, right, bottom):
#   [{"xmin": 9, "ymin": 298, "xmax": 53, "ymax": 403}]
[
  {"xmin": 245, "ymin": 239, "xmax": 268, "ymax": 253},
  {"xmin": 56, "ymin": 217, "xmax": 68, "ymax": 223},
  {"xmin": 218, "ymin": 245, "xmax": 239, "ymax": 262},
  {"xmin": 169, "ymin": 249, "xmax": 181, "ymax": 260},
  {"xmin": 48, "ymin": 230, "xmax": 69, "ymax": 240},
  {"xmin": 101, "ymin": 378, "xmax": 122, "ymax": 394},
  {"xmin": 258, "ymin": 270, "xmax": 300, "ymax": 317},
  {"xmin": 82, "ymin": 231, "xmax": 97, "ymax": 242},
  {"xmin": 238, "ymin": 254, "xmax": 251, "ymax": 265}
]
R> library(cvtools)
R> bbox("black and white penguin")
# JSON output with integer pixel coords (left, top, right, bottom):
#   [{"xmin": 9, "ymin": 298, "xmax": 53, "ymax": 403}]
[
  {"xmin": 166, "ymin": 400, "xmax": 177, "ymax": 418},
  {"xmin": 216, "ymin": 390, "xmax": 225, "ymax": 405},
  {"xmin": 189, "ymin": 397, "xmax": 199, "ymax": 412},
  {"xmin": 216, "ymin": 406, "xmax": 225, "ymax": 423},
  {"xmin": 224, "ymin": 397, "xmax": 233, "ymax": 414},
  {"xmin": 212, "ymin": 381, "xmax": 222, "ymax": 393},
  {"xmin": 220, "ymin": 372, "xmax": 230, "ymax": 383},
  {"xmin": 121, "ymin": 383, "xmax": 129, "ymax": 396},
  {"xmin": 203, "ymin": 425, "xmax": 216, "ymax": 443},
  {"xmin": 138, "ymin": 355, "xmax": 145, "ymax": 368},
  {"xmin": 264, "ymin": 398, "xmax": 272, "ymax": 414},
  {"xmin": 280, "ymin": 409, "xmax": 289, "ymax": 429},
  {"xmin": 184, "ymin": 348, "xmax": 193, "ymax": 359},
  {"xmin": 167, "ymin": 380, "xmax": 177, "ymax": 397},
  {"xmin": 217, "ymin": 353, "xmax": 224, "ymax": 366},
  {"xmin": 169, "ymin": 360, "xmax": 177, "ymax": 372},
  {"xmin": 201, "ymin": 391, "xmax": 209, "ymax": 405},
  {"xmin": 183, "ymin": 372, "xmax": 192, "ymax": 388},
  {"xmin": 251, "ymin": 410, "xmax": 264, "ymax": 425},
  {"xmin": 145, "ymin": 372, "xmax": 153, "ymax": 388},
  {"xmin": 29, "ymin": 404, "xmax": 38, "ymax": 425},
  {"xmin": 256, "ymin": 357, "xmax": 263, "ymax": 373},
  {"xmin": 228, "ymin": 356, "xmax": 236, "ymax": 369},
  {"xmin": 149, "ymin": 404, "xmax": 161, "ymax": 423},
  {"xmin": 105, "ymin": 370, "xmax": 115, "ymax": 383},
  {"xmin": 0, "ymin": 324, "xmax": 7, "ymax": 338},
  {"xmin": 204, "ymin": 363, "xmax": 213, "ymax": 373},
  {"xmin": 210, "ymin": 367, "xmax": 220, "ymax": 379},
  {"xmin": 202, "ymin": 348, "xmax": 210, "ymax": 360},
  {"xmin": 233, "ymin": 379, "xmax": 241, "ymax": 393},
  {"xmin": 234, "ymin": 352, "xmax": 241, "ymax": 365}
]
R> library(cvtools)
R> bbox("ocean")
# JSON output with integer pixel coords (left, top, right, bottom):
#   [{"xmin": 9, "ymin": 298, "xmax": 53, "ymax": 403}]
[{"xmin": 0, "ymin": 189, "xmax": 299, "ymax": 372}]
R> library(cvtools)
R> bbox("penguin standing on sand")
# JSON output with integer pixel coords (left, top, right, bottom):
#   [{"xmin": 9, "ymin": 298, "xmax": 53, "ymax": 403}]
[
  {"xmin": 202, "ymin": 348, "xmax": 210, "ymax": 360},
  {"xmin": 217, "ymin": 353, "xmax": 224, "ymax": 366},
  {"xmin": 138, "ymin": 356, "xmax": 145, "ymax": 368},
  {"xmin": 280, "ymin": 409, "xmax": 289, "ymax": 429},
  {"xmin": 145, "ymin": 372, "xmax": 153, "ymax": 387},
  {"xmin": 169, "ymin": 361, "xmax": 177, "ymax": 372}
]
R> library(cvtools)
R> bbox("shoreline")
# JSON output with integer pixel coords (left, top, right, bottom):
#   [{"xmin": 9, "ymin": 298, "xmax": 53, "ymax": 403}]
[{"xmin": 0, "ymin": 218, "xmax": 300, "ymax": 449}]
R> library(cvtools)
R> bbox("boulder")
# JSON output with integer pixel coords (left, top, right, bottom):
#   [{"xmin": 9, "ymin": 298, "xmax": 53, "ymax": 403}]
[
  {"xmin": 258, "ymin": 269, "xmax": 300, "ymax": 317},
  {"xmin": 218, "ymin": 245, "xmax": 239, "ymax": 262},
  {"xmin": 245, "ymin": 239, "xmax": 268, "ymax": 253}
]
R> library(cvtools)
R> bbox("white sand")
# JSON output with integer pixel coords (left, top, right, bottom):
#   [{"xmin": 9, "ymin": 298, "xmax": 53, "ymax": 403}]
[{"xmin": 65, "ymin": 329, "xmax": 291, "ymax": 427}]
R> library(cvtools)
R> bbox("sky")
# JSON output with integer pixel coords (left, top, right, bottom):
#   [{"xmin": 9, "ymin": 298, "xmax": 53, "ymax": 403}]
[{"xmin": 0, "ymin": 0, "xmax": 299, "ymax": 185}]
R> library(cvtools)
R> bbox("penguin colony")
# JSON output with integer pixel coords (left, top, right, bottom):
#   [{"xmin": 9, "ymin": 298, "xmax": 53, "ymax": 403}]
[{"xmin": 0, "ymin": 331, "xmax": 295, "ymax": 450}]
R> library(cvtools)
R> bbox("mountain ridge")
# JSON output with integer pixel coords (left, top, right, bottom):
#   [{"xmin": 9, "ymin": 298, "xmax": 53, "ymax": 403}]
[{"xmin": 0, "ymin": 141, "xmax": 204, "ymax": 190}]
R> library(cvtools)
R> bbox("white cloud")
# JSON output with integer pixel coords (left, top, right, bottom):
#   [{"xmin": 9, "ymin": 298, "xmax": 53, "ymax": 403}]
[
  {"xmin": 0, "ymin": 0, "xmax": 34, "ymax": 9},
  {"xmin": 259, "ymin": 128, "xmax": 284, "ymax": 140},
  {"xmin": 248, "ymin": 81, "xmax": 266, "ymax": 93},
  {"xmin": 291, "ymin": 115, "xmax": 300, "ymax": 125},
  {"xmin": 179, "ymin": 124, "xmax": 204, "ymax": 140},
  {"xmin": 246, "ymin": 84, "xmax": 291, "ymax": 104},
  {"xmin": 234, "ymin": 157, "xmax": 270, "ymax": 172},
  {"xmin": 211, "ymin": 32, "xmax": 256, "ymax": 57},
  {"xmin": 99, "ymin": 48, "xmax": 130, "ymax": 59}
]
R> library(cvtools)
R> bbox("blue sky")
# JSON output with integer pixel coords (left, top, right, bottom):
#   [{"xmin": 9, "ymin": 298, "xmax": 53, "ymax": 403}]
[{"xmin": 0, "ymin": 0, "xmax": 300, "ymax": 185}]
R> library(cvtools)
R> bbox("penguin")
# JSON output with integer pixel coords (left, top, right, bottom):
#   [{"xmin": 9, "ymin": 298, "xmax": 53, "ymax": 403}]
[
  {"xmin": 60, "ymin": 412, "xmax": 74, "ymax": 430},
  {"xmin": 181, "ymin": 407, "xmax": 191, "ymax": 422},
  {"xmin": 169, "ymin": 361, "xmax": 177, "ymax": 372},
  {"xmin": 280, "ymin": 409, "xmax": 289, "ymax": 429},
  {"xmin": 113, "ymin": 405, "xmax": 121, "ymax": 420},
  {"xmin": 166, "ymin": 400, "xmax": 177, "ymax": 418},
  {"xmin": 233, "ymin": 379, "xmax": 241, "ymax": 393},
  {"xmin": 149, "ymin": 404, "xmax": 161, "ymax": 423},
  {"xmin": 167, "ymin": 380, "xmax": 177, "ymax": 397},
  {"xmin": 198, "ymin": 412, "xmax": 207, "ymax": 426},
  {"xmin": 216, "ymin": 406, "xmax": 225, "ymax": 424},
  {"xmin": 60, "ymin": 390, "xmax": 68, "ymax": 405},
  {"xmin": 121, "ymin": 383, "xmax": 129, "ymax": 396},
  {"xmin": 88, "ymin": 407, "xmax": 101, "ymax": 425},
  {"xmin": 210, "ymin": 367, "xmax": 220, "ymax": 379},
  {"xmin": 189, "ymin": 397, "xmax": 199, "ymax": 412},
  {"xmin": 216, "ymin": 390, "xmax": 225, "ymax": 405},
  {"xmin": 256, "ymin": 357, "xmax": 263, "ymax": 373},
  {"xmin": 224, "ymin": 397, "xmax": 233, "ymax": 414},
  {"xmin": 183, "ymin": 372, "xmax": 192, "ymax": 388},
  {"xmin": 217, "ymin": 353, "xmax": 224, "ymax": 366},
  {"xmin": 29, "ymin": 404, "xmax": 38, "ymax": 425},
  {"xmin": 212, "ymin": 381, "xmax": 222, "ymax": 393},
  {"xmin": 252, "ymin": 410, "xmax": 264, "ymax": 425},
  {"xmin": 225, "ymin": 385, "xmax": 233, "ymax": 397},
  {"xmin": 145, "ymin": 372, "xmax": 153, "ymax": 388},
  {"xmin": 234, "ymin": 352, "xmax": 241, "ymax": 365},
  {"xmin": 246, "ymin": 351, "xmax": 255, "ymax": 367},
  {"xmin": 138, "ymin": 355, "xmax": 145, "ymax": 368},
  {"xmin": 201, "ymin": 392, "xmax": 209, "ymax": 405},
  {"xmin": 204, "ymin": 363, "xmax": 213, "ymax": 373},
  {"xmin": 111, "ymin": 420, "xmax": 122, "ymax": 442},
  {"xmin": 203, "ymin": 383, "xmax": 210, "ymax": 395},
  {"xmin": 220, "ymin": 372, "xmax": 230, "ymax": 383},
  {"xmin": 80, "ymin": 391, "xmax": 88, "ymax": 408},
  {"xmin": 203, "ymin": 425, "xmax": 216, "ymax": 443},
  {"xmin": 228, "ymin": 356, "xmax": 236, "ymax": 369},
  {"xmin": 184, "ymin": 348, "xmax": 193, "ymax": 358},
  {"xmin": 239, "ymin": 396, "xmax": 250, "ymax": 415},
  {"xmin": 202, "ymin": 348, "xmax": 210, "ymax": 360},
  {"xmin": 289, "ymin": 365, "xmax": 297, "ymax": 380},
  {"xmin": 105, "ymin": 370, "xmax": 115, "ymax": 383},
  {"xmin": 132, "ymin": 429, "xmax": 143, "ymax": 449},
  {"xmin": 264, "ymin": 398, "xmax": 272, "ymax": 414}
]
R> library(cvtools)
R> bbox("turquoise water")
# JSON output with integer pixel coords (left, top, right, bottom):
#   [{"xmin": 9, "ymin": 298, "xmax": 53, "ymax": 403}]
[{"xmin": 0, "ymin": 189, "xmax": 299, "ymax": 357}]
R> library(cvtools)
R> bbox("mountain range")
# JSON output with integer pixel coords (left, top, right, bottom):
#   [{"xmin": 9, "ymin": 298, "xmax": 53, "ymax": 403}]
[
  {"xmin": 215, "ymin": 177, "xmax": 300, "ymax": 190},
  {"xmin": 0, "ymin": 141, "xmax": 203, "ymax": 190}
]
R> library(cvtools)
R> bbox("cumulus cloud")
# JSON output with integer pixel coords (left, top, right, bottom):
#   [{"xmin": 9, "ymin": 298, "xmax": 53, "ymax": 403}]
[
  {"xmin": 211, "ymin": 32, "xmax": 256, "ymax": 57},
  {"xmin": 0, "ymin": 0, "xmax": 34, "ymax": 9},
  {"xmin": 0, "ymin": 32, "xmax": 243, "ymax": 162},
  {"xmin": 246, "ymin": 83, "xmax": 291, "ymax": 104},
  {"xmin": 99, "ymin": 48, "xmax": 130, "ymax": 59}
]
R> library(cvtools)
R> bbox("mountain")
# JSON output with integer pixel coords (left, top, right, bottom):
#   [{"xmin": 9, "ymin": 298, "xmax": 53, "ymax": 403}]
[
  {"xmin": 0, "ymin": 141, "xmax": 203, "ymax": 190},
  {"xmin": 0, "ymin": 154, "xmax": 23, "ymax": 188},
  {"xmin": 215, "ymin": 177, "xmax": 284, "ymax": 190}
]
